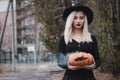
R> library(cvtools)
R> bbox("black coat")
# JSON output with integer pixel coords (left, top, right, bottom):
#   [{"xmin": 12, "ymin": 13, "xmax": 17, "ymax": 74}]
[{"xmin": 57, "ymin": 35, "xmax": 101, "ymax": 80}]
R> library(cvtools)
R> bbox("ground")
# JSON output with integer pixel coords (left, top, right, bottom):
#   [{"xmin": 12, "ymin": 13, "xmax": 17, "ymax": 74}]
[{"xmin": 0, "ymin": 62, "xmax": 120, "ymax": 80}]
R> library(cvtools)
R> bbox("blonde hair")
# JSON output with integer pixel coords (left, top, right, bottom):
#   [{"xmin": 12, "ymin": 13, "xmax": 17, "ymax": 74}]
[{"xmin": 64, "ymin": 11, "xmax": 92, "ymax": 44}]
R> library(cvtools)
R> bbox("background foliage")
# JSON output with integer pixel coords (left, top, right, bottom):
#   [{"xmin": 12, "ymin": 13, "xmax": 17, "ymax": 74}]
[
  {"xmin": 29, "ymin": 0, "xmax": 66, "ymax": 54},
  {"xmin": 88, "ymin": 0, "xmax": 120, "ymax": 76}
]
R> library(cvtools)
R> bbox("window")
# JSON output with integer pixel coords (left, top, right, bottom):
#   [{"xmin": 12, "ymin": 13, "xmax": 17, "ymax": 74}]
[
  {"xmin": 24, "ymin": 17, "xmax": 35, "ymax": 26},
  {"xmin": 26, "ymin": 35, "xmax": 35, "ymax": 44}
]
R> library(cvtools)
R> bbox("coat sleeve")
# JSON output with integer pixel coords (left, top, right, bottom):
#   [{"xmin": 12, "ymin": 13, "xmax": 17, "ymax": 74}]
[
  {"xmin": 57, "ymin": 36, "xmax": 69, "ymax": 69},
  {"xmin": 92, "ymin": 35, "xmax": 101, "ymax": 69}
]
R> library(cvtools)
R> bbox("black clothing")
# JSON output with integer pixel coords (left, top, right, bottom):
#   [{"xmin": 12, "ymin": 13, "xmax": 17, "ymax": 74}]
[{"xmin": 57, "ymin": 35, "xmax": 101, "ymax": 80}]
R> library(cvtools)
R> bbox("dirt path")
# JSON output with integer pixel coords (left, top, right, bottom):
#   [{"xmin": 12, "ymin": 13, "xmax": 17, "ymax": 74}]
[
  {"xmin": 0, "ymin": 62, "xmax": 119, "ymax": 80},
  {"xmin": 0, "ymin": 62, "xmax": 64, "ymax": 80}
]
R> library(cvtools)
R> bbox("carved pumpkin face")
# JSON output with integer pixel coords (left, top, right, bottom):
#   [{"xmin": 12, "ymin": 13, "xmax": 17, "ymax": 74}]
[{"xmin": 69, "ymin": 52, "xmax": 94, "ymax": 66}]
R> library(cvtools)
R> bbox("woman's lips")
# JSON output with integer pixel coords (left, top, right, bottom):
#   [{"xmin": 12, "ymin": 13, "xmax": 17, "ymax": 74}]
[{"xmin": 77, "ymin": 24, "xmax": 81, "ymax": 26}]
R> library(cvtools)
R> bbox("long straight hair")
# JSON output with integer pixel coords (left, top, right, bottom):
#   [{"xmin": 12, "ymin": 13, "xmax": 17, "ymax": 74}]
[{"xmin": 64, "ymin": 11, "xmax": 92, "ymax": 44}]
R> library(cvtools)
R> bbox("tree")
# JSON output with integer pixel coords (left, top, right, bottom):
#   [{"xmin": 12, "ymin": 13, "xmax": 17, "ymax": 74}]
[
  {"xmin": 27, "ymin": 0, "xmax": 73, "ymax": 54},
  {"xmin": 87, "ymin": 0, "xmax": 120, "ymax": 76},
  {"xmin": 110, "ymin": 0, "xmax": 120, "ymax": 76}
]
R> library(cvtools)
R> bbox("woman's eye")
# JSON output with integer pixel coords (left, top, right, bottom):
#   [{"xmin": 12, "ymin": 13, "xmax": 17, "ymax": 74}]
[
  {"xmin": 74, "ymin": 16, "xmax": 77, "ymax": 19},
  {"xmin": 79, "ymin": 16, "xmax": 84, "ymax": 19},
  {"xmin": 74, "ymin": 16, "xmax": 84, "ymax": 20}
]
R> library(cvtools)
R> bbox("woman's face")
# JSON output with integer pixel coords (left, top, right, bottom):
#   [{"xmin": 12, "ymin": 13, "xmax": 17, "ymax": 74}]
[{"xmin": 72, "ymin": 11, "xmax": 85, "ymax": 29}]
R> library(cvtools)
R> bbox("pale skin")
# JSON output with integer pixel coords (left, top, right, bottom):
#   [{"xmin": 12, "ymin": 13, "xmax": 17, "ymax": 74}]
[{"xmin": 68, "ymin": 11, "xmax": 96, "ymax": 70}]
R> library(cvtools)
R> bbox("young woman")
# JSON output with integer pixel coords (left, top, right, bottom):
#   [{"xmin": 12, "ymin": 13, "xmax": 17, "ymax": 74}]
[{"xmin": 57, "ymin": 3, "xmax": 101, "ymax": 80}]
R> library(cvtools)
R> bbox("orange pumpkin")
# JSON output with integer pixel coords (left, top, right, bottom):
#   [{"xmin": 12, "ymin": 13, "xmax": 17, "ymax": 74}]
[{"xmin": 69, "ymin": 52, "xmax": 94, "ymax": 66}]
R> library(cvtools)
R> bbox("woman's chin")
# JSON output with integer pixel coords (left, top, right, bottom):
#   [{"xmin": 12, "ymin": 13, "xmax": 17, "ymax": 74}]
[{"xmin": 75, "ymin": 26, "xmax": 82, "ymax": 29}]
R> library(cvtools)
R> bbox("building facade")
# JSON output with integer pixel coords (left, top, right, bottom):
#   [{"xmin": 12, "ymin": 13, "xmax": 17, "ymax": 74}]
[
  {"xmin": 0, "ymin": 0, "xmax": 48, "ymax": 63},
  {"xmin": 16, "ymin": 0, "xmax": 41, "ymax": 63}
]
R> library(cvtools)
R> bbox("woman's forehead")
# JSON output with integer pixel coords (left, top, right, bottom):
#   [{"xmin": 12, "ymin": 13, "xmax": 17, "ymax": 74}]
[{"xmin": 75, "ymin": 11, "xmax": 85, "ymax": 16}]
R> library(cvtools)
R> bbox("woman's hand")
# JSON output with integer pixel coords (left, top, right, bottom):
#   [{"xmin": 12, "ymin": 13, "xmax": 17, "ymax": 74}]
[{"xmin": 68, "ymin": 62, "xmax": 95, "ymax": 70}]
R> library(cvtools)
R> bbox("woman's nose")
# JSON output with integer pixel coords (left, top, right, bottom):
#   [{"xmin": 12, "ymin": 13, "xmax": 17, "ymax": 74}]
[{"xmin": 76, "ymin": 19, "xmax": 81, "ymax": 22}]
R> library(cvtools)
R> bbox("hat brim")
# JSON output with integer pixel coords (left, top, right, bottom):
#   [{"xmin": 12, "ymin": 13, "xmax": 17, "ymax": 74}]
[{"xmin": 63, "ymin": 5, "xmax": 93, "ymax": 24}]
